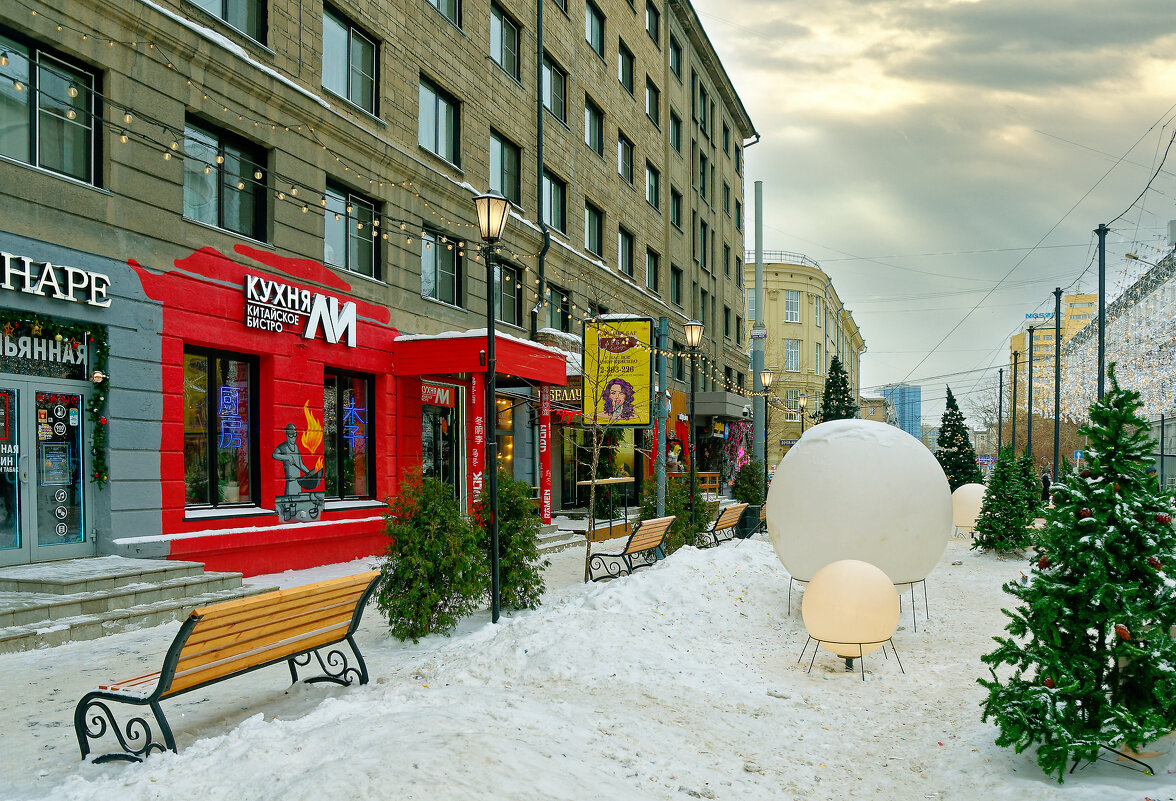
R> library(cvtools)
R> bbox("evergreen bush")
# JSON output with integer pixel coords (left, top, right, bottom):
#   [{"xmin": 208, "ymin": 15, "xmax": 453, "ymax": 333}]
[
  {"xmin": 818, "ymin": 355, "xmax": 858, "ymax": 422},
  {"xmin": 935, "ymin": 386, "xmax": 983, "ymax": 490},
  {"xmin": 493, "ymin": 469, "xmax": 549, "ymax": 611},
  {"xmin": 731, "ymin": 458, "xmax": 766, "ymax": 506},
  {"xmin": 979, "ymin": 366, "xmax": 1176, "ymax": 781},
  {"xmin": 638, "ymin": 475, "xmax": 707, "ymax": 554},
  {"xmin": 971, "ymin": 446, "xmax": 1032, "ymax": 552},
  {"xmin": 376, "ymin": 471, "xmax": 486, "ymax": 642},
  {"xmin": 1017, "ymin": 449, "xmax": 1042, "ymax": 520}
]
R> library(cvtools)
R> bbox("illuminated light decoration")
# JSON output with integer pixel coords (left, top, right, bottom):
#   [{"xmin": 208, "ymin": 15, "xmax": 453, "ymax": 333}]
[
  {"xmin": 67, "ymin": 83, "xmax": 79, "ymax": 98},
  {"xmin": 217, "ymin": 386, "xmax": 245, "ymax": 449},
  {"xmin": 342, "ymin": 397, "xmax": 367, "ymax": 448}
]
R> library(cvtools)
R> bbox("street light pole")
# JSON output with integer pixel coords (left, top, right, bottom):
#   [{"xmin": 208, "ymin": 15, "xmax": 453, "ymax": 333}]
[
  {"xmin": 1053, "ymin": 287, "xmax": 1062, "ymax": 481},
  {"xmin": 474, "ymin": 190, "xmax": 512, "ymax": 624},
  {"xmin": 684, "ymin": 320, "xmax": 704, "ymax": 532},
  {"xmin": 1011, "ymin": 350, "xmax": 1019, "ymax": 454},
  {"xmin": 997, "ymin": 367, "xmax": 1004, "ymax": 450},
  {"xmin": 1027, "ymin": 325, "xmax": 1035, "ymax": 463},
  {"xmin": 799, "ymin": 392, "xmax": 808, "ymax": 436},
  {"xmin": 760, "ymin": 367, "xmax": 774, "ymax": 496}
]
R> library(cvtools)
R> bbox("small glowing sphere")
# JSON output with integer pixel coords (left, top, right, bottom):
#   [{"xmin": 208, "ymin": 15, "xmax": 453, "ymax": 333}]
[
  {"xmin": 802, "ymin": 559, "xmax": 900, "ymax": 658},
  {"xmin": 952, "ymin": 483, "xmax": 987, "ymax": 532}
]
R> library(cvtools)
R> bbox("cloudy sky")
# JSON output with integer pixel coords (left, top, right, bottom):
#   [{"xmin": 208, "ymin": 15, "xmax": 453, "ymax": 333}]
[{"xmin": 696, "ymin": 0, "xmax": 1176, "ymax": 418}]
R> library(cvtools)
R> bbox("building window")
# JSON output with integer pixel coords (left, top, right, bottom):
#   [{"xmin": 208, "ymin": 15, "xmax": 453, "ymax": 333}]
[
  {"xmin": 737, "ymin": 371, "xmax": 744, "ymax": 390},
  {"xmin": 785, "ymin": 289, "xmax": 800, "ymax": 322},
  {"xmin": 183, "ymin": 120, "xmax": 266, "ymax": 241},
  {"xmin": 670, "ymin": 187, "xmax": 682, "ymax": 228},
  {"xmin": 427, "ymin": 0, "xmax": 461, "ymax": 26},
  {"xmin": 183, "ymin": 349, "xmax": 256, "ymax": 507},
  {"xmin": 723, "ymin": 182, "xmax": 730, "ymax": 214},
  {"xmin": 418, "ymin": 78, "xmax": 460, "ymax": 165},
  {"xmin": 322, "ymin": 8, "xmax": 376, "ymax": 113},
  {"xmin": 192, "ymin": 0, "xmax": 266, "ymax": 41},
  {"xmin": 547, "ymin": 284, "xmax": 571, "ymax": 331},
  {"xmin": 785, "ymin": 339, "xmax": 800, "ymax": 372},
  {"xmin": 669, "ymin": 35, "xmax": 682, "ymax": 79},
  {"xmin": 815, "ymin": 296, "xmax": 822, "ymax": 326},
  {"xmin": 670, "ymin": 264, "xmax": 682, "ymax": 306},
  {"xmin": 735, "ymin": 144, "xmax": 742, "ymax": 174},
  {"xmin": 421, "ymin": 229, "xmax": 463, "ymax": 306},
  {"xmin": 542, "ymin": 54, "xmax": 567, "ymax": 122},
  {"xmin": 618, "ymin": 40, "xmax": 634, "ymax": 94},
  {"xmin": 645, "ymin": 78, "xmax": 660, "ymax": 126},
  {"xmin": 697, "ymin": 81, "xmax": 708, "ymax": 128},
  {"xmin": 490, "ymin": 4, "xmax": 521, "ymax": 81},
  {"xmin": 618, "ymin": 227, "xmax": 634, "ymax": 277},
  {"xmin": 617, "ymin": 132, "xmax": 633, "ymax": 183},
  {"xmin": 699, "ymin": 288, "xmax": 708, "ymax": 326},
  {"xmin": 746, "ymin": 288, "xmax": 755, "ymax": 319},
  {"xmin": 723, "ymin": 244, "xmax": 730, "ymax": 276},
  {"xmin": 645, "ymin": 1, "xmax": 660, "ymax": 44},
  {"xmin": 735, "ymin": 256, "xmax": 742, "ymax": 286},
  {"xmin": 646, "ymin": 248, "xmax": 660, "ymax": 292},
  {"xmin": 735, "ymin": 315, "xmax": 743, "ymax": 345},
  {"xmin": 673, "ymin": 340, "xmax": 685, "ymax": 381},
  {"xmin": 670, "ymin": 111, "xmax": 682, "ymax": 154},
  {"xmin": 724, "ymin": 306, "xmax": 731, "ymax": 339},
  {"xmin": 815, "ymin": 342, "xmax": 822, "ymax": 375},
  {"xmin": 735, "ymin": 200, "xmax": 743, "ymax": 230},
  {"xmin": 724, "ymin": 366, "xmax": 733, "ymax": 388},
  {"xmin": 585, "ymin": 0, "xmax": 605, "ymax": 57},
  {"xmin": 584, "ymin": 200, "xmax": 603, "ymax": 256},
  {"xmin": 698, "ymin": 219, "xmax": 709, "ymax": 268},
  {"xmin": 324, "ymin": 182, "xmax": 377, "ymax": 278},
  {"xmin": 496, "ymin": 261, "xmax": 523, "ymax": 327},
  {"xmin": 584, "ymin": 96, "xmax": 604, "ymax": 156},
  {"xmin": 0, "ymin": 35, "xmax": 98, "ymax": 184},
  {"xmin": 785, "ymin": 388, "xmax": 799, "ymax": 421},
  {"xmin": 645, "ymin": 161, "xmax": 660, "ymax": 209},
  {"xmin": 323, "ymin": 372, "xmax": 373, "ymax": 499},
  {"xmin": 490, "ymin": 130, "xmax": 521, "ymax": 205},
  {"xmin": 698, "ymin": 152, "xmax": 708, "ymax": 199},
  {"xmin": 543, "ymin": 169, "xmax": 566, "ymax": 232},
  {"xmin": 722, "ymin": 122, "xmax": 730, "ymax": 154}
]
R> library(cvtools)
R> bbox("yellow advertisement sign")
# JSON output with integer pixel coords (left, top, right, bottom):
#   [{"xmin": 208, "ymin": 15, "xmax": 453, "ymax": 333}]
[{"xmin": 582, "ymin": 318, "xmax": 653, "ymax": 427}]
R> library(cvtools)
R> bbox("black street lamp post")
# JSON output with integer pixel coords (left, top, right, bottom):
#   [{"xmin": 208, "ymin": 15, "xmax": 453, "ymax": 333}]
[
  {"xmin": 474, "ymin": 190, "xmax": 512, "ymax": 624},
  {"xmin": 760, "ymin": 367, "xmax": 774, "ymax": 494},
  {"xmin": 684, "ymin": 319, "xmax": 704, "ymax": 532},
  {"xmin": 798, "ymin": 392, "xmax": 810, "ymax": 436}
]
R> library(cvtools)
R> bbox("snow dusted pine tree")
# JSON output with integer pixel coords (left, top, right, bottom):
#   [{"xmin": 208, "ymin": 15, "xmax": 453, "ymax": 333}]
[
  {"xmin": 818, "ymin": 355, "xmax": 858, "ymax": 422},
  {"xmin": 935, "ymin": 386, "xmax": 982, "ymax": 491},
  {"xmin": 971, "ymin": 446, "xmax": 1031, "ymax": 552},
  {"xmin": 1016, "ymin": 448, "xmax": 1042, "ymax": 520},
  {"xmin": 979, "ymin": 366, "xmax": 1176, "ymax": 782}
]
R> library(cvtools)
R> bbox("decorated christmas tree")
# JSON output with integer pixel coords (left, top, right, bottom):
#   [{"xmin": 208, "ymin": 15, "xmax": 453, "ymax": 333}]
[
  {"xmin": 978, "ymin": 366, "xmax": 1176, "ymax": 782},
  {"xmin": 935, "ymin": 386, "xmax": 983, "ymax": 490},
  {"xmin": 818, "ymin": 355, "xmax": 858, "ymax": 422},
  {"xmin": 971, "ymin": 446, "xmax": 1032, "ymax": 552}
]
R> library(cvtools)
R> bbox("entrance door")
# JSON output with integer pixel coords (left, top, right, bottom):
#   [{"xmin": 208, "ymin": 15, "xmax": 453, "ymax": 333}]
[
  {"xmin": 0, "ymin": 379, "xmax": 93, "ymax": 566},
  {"xmin": 420, "ymin": 383, "xmax": 463, "ymax": 505}
]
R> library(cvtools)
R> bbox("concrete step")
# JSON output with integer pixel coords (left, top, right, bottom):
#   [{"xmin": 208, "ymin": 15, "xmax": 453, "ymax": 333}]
[
  {"xmin": 0, "ymin": 583, "xmax": 278, "ymax": 654},
  {"xmin": 538, "ymin": 532, "xmax": 586, "ymax": 556},
  {"xmin": 0, "ymin": 571, "xmax": 245, "ymax": 628},
  {"xmin": 0, "ymin": 556, "xmax": 206, "ymax": 595}
]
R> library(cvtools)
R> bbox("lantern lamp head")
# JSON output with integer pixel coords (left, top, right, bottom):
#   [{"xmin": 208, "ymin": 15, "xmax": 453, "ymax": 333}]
[
  {"xmin": 473, "ymin": 190, "xmax": 512, "ymax": 244},
  {"xmin": 683, "ymin": 320, "xmax": 704, "ymax": 349},
  {"xmin": 760, "ymin": 367, "xmax": 774, "ymax": 390},
  {"xmin": 798, "ymin": 392, "xmax": 808, "ymax": 411}
]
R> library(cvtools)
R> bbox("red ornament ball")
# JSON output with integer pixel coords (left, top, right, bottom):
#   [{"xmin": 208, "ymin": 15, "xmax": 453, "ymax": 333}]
[
  {"xmin": 99, "ymin": 416, "xmax": 107, "ymax": 425},
  {"xmin": 1148, "ymin": 556, "xmax": 1163, "ymax": 571},
  {"xmin": 1037, "ymin": 555, "xmax": 1050, "ymax": 570},
  {"xmin": 1081, "ymin": 469, "xmax": 1092, "ymax": 478},
  {"xmin": 1078, "ymin": 508, "xmax": 1093, "ymax": 519},
  {"xmin": 1043, "ymin": 677, "xmax": 1054, "ymax": 689},
  {"xmin": 1113, "ymin": 483, "xmax": 1121, "ymax": 493},
  {"xmin": 1157, "ymin": 513, "xmax": 1173, "ymax": 525},
  {"xmin": 1115, "ymin": 624, "xmax": 1131, "ymax": 641}
]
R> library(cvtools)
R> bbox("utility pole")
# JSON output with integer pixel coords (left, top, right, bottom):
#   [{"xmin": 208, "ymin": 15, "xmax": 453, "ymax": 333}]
[
  {"xmin": 1011, "ymin": 351, "xmax": 1019, "ymax": 454},
  {"xmin": 751, "ymin": 181, "xmax": 766, "ymax": 475},
  {"xmin": 1027, "ymin": 325, "xmax": 1035, "ymax": 462},
  {"xmin": 1096, "ymin": 223, "xmax": 1108, "ymax": 399},
  {"xmin": 1053, "ymin": 287, "xmax": 1062, "ymax": 480},
  {"xmin": 997, "ymin": 367, "xmax": 1004, "ymax": 449}
]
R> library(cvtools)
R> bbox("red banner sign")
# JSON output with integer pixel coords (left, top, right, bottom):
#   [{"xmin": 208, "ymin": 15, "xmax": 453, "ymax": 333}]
[
  {"xmin": 539, "ymin": 386, "xmax": 551, "ymax": 524},
  {"xmin": 468, "ymin": 377, "xmax": 483, "ymax": 510},
  {"xmin": 421, "ymin": 383, "xmax": 455, "ymax": 407}
]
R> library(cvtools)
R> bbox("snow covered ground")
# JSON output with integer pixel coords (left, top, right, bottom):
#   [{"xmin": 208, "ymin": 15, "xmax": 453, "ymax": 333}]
[{"xmin": 4, "ymin": 533, "xmax": 1176, "ymax": 801}]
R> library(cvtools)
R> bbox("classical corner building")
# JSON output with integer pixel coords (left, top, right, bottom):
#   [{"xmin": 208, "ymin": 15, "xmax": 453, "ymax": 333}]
[
  {"xmin": 743, "ymin": 251, "xmax": 865, "ymax": 467},
  {"xmin": 858, "ymin": 393, "xmax": 893, "ymax": 425},
  {"xmin": 0, "ymin": 0, "xmax": 754, "ymax": 572}
]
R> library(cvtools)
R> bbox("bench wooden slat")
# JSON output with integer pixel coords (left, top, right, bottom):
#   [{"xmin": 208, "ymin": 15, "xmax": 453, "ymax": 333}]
[
  {"xmin": 182, "ymin": 589, "xmax": 365, "ymax": 649},
  {"xmin": 716, "ymin": 503, "xmax": 747, "ymax": 530},
  {"xmin": 626, "ymin": 519, "xmax": 673, "ymax": 554},
  {"xmin": 188, "ymin": 572, "xmax": 376, "ymax": 624}
]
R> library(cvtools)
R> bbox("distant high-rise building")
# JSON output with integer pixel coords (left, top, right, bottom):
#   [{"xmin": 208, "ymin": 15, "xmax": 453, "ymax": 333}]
[{"xmin": 882, "ymin": 383, "xmax": 921, "ymax": 439}]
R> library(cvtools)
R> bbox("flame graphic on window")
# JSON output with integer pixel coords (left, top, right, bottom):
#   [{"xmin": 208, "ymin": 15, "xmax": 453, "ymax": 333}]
[{"xmin": 301, "ymin": 402, "xmax": 325, "ymax": 473}]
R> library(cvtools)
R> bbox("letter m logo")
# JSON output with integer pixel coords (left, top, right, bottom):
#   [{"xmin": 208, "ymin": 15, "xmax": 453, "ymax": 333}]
[{"xmin": 304, "ymin": 295, "xmax": 357, "ymax": 346}]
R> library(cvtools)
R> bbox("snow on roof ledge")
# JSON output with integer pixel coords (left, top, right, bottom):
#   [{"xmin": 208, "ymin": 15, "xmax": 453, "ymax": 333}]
[{"xmin": 396, "ymin": 328, "xmax": 566, "ymax": 358}]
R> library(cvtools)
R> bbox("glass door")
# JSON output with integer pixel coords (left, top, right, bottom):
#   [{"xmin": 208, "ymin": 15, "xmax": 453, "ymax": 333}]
[{"xmin": 0, "ymin": 379, "xmax": 93, "ymax": 566}]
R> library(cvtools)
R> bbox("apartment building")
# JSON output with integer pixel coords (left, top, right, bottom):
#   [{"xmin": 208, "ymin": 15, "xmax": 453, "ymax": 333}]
[
  {"xmin": 0, "ymin": 0, "xmax": 755, "ymax": 571},
  {"xmin": 1008, "ymin": 293, "xmax": 1096, "ymax": 417}
]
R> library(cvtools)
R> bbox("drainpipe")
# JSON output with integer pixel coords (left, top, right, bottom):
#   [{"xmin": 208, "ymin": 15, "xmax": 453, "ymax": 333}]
[{"xmin": 531, "ymin": 0, "xmax": 551, "ymax": 338}]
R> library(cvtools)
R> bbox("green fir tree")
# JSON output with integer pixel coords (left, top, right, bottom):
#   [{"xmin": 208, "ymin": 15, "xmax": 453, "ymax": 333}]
[
  {"xmin": 1017, "ymin": 448, "xmax": 1042, "ymax": 520},
  {"xmin": 935, "ymin": 386, "xmax": 983, "ymax": 490},
  {"xmin": 818, "ymin": 355, "xmax": 858, "ymax": 422},
  {"xmin": 978, "ymin": 366, "xmax": 1176, "ymax": 781},
  {"xmin": 971, "ymin": 446, "xmax": 1032, "ymax": 552},
  {"xmin": 493, "ymin": 469, "xmax": 549, "ymax": 611}
]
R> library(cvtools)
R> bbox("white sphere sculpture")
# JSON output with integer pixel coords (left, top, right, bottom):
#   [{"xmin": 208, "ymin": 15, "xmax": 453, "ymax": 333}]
[
  {"xmin": 766, "ymin": 419, "xmax": 952, "ymax": 583},
  {"xmin": 952, "ymin": 483, "xmax": 986, "ymax": 532},
  {"xmin": 802, "ymin": 559, "xmax": 900, "ymax": 658}
]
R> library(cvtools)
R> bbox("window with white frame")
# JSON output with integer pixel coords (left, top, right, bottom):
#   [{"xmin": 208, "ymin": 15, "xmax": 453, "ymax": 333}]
[
  {"xmin": 618, "ymin": 40, "xmax": 634, "ymax": 94},
  {"xmin": 785, "ymin": 289, "xmax": 800, "ymax": 322},
  {"xmin": 784, "ymin": 339, "xmax": 800, "ymax": 372},
  {"xmin": 645, "ymin": 78, "xmax": 660, "ymax": 125},
  {"xmin": 584, "ymin": 96, "xmax": 604, "ymax": 156},
  {"xmin": 645, "ymin": 1, "xmax": 660, "ymax": 44},
  {"xmin": 547, "ymin": 284, "xmax": 571, "ymax": 331},
  {"xmin": 543, "ymin": 169, "xmax": 566, "ymax": 232},
  {"xmin": 784, "ymin": 388, "xmax": 799, "ymax": 421},
  {"xmin": 542, "ymin": 54, "xmax": 567, "ymax": 122},
  {"xmin": 418, "ymin": 78, "xmax": 460, "ymax": 164},
  {"xmin": 669, "ymin": 35, "xmax": 682, "ymax": 78},
  {"xmin": 645, "ymin": 161, "xmax": 659, "ymax": 209},
  {"xmin": 584, "ymin": 200, "xmax": 603, "ymax": 256},
  {"xmin": 183, "ymin": 119, "xmax": 267, "ymax": 241},
  {"xmin": 815, "ymin": 296, "xmax": 822, "ymax": 326},
  {"xmin": 618, "ymin": 227, "xmax": 634, "ymax": 277},
  {"xmin": 421, "ymin": 230, "xmax": 462, "ymax": 306},
  {"xmin": 490, "ymin": 4, "xmax": 521, "ymax": 81},
  {"xmin": 427, "ymin": 0, "xmax": 460, "ymax": 26},
  {"xmin": 193, "ymin": 0, "xmax": 267, "ymax": 41},
  {"xmin": 0, "ymin": 34, "xmax": 98, "ymax": 184},
  {"xmin": 495, "ymin": 261, "xmax": 522, "ymax": 327},
  {"xmin": 815, "ymin": 342, "xmax": 822, "ymax": 375},
  {"xmin": 489, "ymin": 130, "xmax": 521, "ymax": 205},
  {"xmin": 322, "ymin": 8, "xmax": 376, "ymax": 113},
  {"xmin": 585, "ymin": 1, "xmax": 605, "ymax": 57},
  {"xmin": 617, "ymin": 131, "xmax": 633, "ymax": 183},
  {"xmin": 323, "ymin": 182, "xmax": 377, "ymax": 278}
]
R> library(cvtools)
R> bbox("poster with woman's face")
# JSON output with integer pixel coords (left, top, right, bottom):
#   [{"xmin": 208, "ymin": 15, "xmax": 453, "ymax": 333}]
[{"xmin": 582, "ymin": 318, "xmax": 653, "ymax": 427}]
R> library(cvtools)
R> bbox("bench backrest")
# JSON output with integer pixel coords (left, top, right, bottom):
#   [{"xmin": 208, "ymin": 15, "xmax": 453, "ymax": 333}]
[
  {"xmin": 714, "ymin": 503, "xmax": 748, "ymax": 531},
  {"xmin": 624, "ymin": 515, "xmax": 675, "ymax": 554},
  {"xmin": 159, "ymin": 571, "xmax": 380, "ymax": 697}
]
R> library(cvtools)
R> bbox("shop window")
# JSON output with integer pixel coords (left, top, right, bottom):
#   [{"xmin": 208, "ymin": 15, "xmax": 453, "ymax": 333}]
[
  {"xmin": 421, "ymin": 229, "xmax": 463, "ymax": 306},
  {"xmin": 496, "ymin": 261, "xmax": 523, "ymax": 327},
  {"xmin": 490, "ymin": 4, "xmax": 521, "ymax": 80},
  {"xmin": 0, "ymin": 34, "xmax": 98, "ymax": 185},
  {"xmin": 183, "ymin": 349, "xmax": 257, "ymax": 507},
  {"xmin": 324, "ymin": 182, "xmax": 377, "ymax": 278},
  {"xmin": 183, "ymin": 119, "xmax": 267, "ymax": 241},
  {"xmin": 547, "ymin": 283, "xmax": 571, "ymax": 331},
  {"xmin": 322, "ymin": 7, "xmax": 376, "ymax": 113},
  {"xmin": 419, "ymin": 77, "xmax": 461, "ymax": 165},
  {"xmin": 323, "ymin": 373, "xmax": 373, "ymax": 499},
  {"xmin": 192, "ymin": 0, "xmax": 266, "ymax": 42}
]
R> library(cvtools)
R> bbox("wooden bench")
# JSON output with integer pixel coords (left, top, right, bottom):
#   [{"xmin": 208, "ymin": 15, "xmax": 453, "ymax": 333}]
[
  {"xmin": 695, "ymin": 502, "xmax": 749, "ymax": 548},
  {"xmin": 74, "ymin": 571, "xmax": 381, "ymax": 763},
  {"xmin": 588, "ymin": 515, "xmax": 676, "ymax": 581}
]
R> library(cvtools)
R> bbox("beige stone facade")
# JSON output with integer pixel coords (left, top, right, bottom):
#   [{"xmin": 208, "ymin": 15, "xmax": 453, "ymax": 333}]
[
  {"xmin": 1008, "ymin": 293, "xmax": 1096, "ymax": 416},
  {"xmin": 743, "ymin": 252, "xmax": 866, "ymax": 467}
]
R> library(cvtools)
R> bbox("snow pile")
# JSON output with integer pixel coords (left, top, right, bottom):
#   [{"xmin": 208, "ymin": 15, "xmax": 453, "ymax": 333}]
[{"xmin": 6, "ymin": 539, "xmax": 1176, "ymax": 800}]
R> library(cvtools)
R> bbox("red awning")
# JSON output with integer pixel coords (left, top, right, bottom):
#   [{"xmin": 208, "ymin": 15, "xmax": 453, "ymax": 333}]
[{"xmin": 393, "ymin": 331, "xmax": 568, "ymax": 385}]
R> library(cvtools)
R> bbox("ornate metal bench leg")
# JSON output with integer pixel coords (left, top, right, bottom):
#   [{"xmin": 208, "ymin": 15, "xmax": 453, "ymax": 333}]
[
  {"xmin": 292, "ymin": 640, "xmax": 367, "ymax": 687},
  {"xmin": 74, "ymin": 693, "xmax": 173, "ymax": 762}
]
